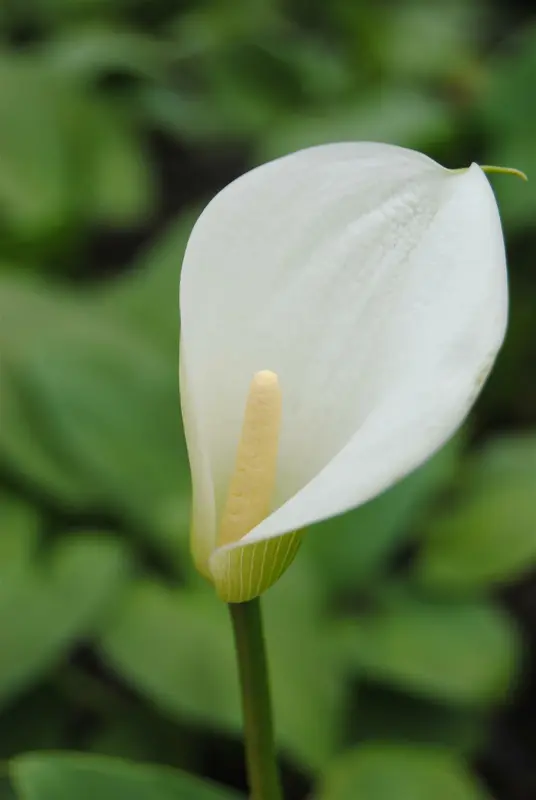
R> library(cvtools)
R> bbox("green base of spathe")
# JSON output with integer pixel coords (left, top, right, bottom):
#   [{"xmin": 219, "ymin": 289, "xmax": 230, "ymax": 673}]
[{"xmin": 213, "ymin": 531, "xmax": 303, "ymax": 603}]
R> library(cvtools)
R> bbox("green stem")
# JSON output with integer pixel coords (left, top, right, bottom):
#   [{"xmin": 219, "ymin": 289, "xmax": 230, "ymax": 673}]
[{"xmin": 229, "ymin": 598, "xmax": 283, "ymax": 800}]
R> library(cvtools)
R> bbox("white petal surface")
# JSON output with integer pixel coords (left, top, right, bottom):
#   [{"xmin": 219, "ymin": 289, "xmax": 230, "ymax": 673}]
[{"xmin": 179, "ymin": 143, "xmax": 507, "ymax": 568}]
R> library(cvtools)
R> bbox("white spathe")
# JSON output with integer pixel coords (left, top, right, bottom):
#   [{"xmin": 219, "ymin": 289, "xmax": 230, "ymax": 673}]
[{"xmin": 179, "ymin": 141, "xmax": 507, "ymax": 580}]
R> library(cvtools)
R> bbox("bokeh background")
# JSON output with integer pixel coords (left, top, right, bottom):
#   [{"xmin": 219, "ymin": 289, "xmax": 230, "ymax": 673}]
[{"xmin": 1, "ymin": 1, "xmax": 536, "ymax": 798}]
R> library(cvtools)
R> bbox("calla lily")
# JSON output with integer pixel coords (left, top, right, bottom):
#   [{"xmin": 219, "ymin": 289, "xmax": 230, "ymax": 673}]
[{"xmin": 179, "ymin": 141, "xmax": 509, "ymax": 603}]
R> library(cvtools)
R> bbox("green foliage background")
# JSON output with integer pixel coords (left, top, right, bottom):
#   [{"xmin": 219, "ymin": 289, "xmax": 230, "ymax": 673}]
[{"xmin": 0, "ymin": 0, "xmax": 535, "ymax": 798}]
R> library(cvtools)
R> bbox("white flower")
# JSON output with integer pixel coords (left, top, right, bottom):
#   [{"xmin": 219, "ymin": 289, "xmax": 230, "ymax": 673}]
[{"xmin": 179, "ymin": 142, "xmax": 508, "ymax": 603}]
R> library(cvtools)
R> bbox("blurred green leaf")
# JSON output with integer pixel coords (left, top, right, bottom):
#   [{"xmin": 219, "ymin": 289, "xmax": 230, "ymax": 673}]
[
  {"xmin": 465, "ymin": 433, "xmax": 536, "ymax": 492},
  {"xmin": 476, "ymin": 24, "xmax": 536, "ymax": 230},
  {"xmin": 305, "ymin": 437, "xmax": 461, "ymax": 593},
  {"xmin": 318, "ymin": 743, "xmax": 490, "ymax": 800},
  {"xmin": 88, "ymin": 705, "xmax": 193, "ymax": 768},
  {"xmin": 22, "ymin": 325, "xmax": 187, "ymax": 543},
  {"xmin": 417, "ymin": 482, "xmax": 536, "ymax": 591},
  {"xmin": 0, "ymin": 535, "xmax": 130, "ymax": 707},
  {"xmin": 99, "ymin": 580, "xmax": 242, "ymax": 730},
  {"xmin": 338, "ymin": 596, "xmax": 519, "ymax": 704},
  {"xmin": 0, "ymin": 780, "xmax": 15, "ymax": 800},
  {"xmin": 86, "ymin": 106, "xmax": 153, "ymax": 227},
  {"xmin": 480, "ymin": 293, "xmax": 536, "ymax": 425},
  {"xmin": 0, "ymin": 495, "xmax": 41, "ymax": 569},
  {"xmin": 0, "ymin": 51, "xmax": 154, "ymax": 249},
  {"xmin": 0, "ymin": 276, "xmax": 188, "ymax": 544},
  {"xmin": 0, "ymin": 57, "xmax": 74, "ymax": 240},
  {"xmin": 11, "ymin": 754, "xmax": 241, "ymax": 800},
  {"xmin": 375, "ymin": 0, "xmax": 486, "ymax": 80},
  {"xmin": 349, "ymin": 683, "xmax": 488, "ymax": 753},
  {"xmin": 46, "ymin": 27, "xmax": 171, "ymax": 81},
  {"xmin": 99, "ymin": 560, "xmax": 342, "ymax": 770},
  {"xmin": 0, "ymin": 687, "xmax": 68, "ymax": 761},
  {"xmin": 0, "ymin": 343, "xmax": 96, "ymax": 507},
  {"xmin": 264, "ymin": 559, "xmax": 344, "ymax": 769},
  {"xmin": 4, "ymin": 0, "xmax": 127, "ymax": 27},
  {"xmin": 140, "ymin": 86, "xmax": 226, "ymax": 141},
  {"xmin": 261, "ymin": 37, "xmax": 353, "ymax": 102},
  {"xmin": 198, "ymin": 49, "xmax": 288, "ymax": 137},
  {"xmin": 171, "ymin": 2, "xmax": 282, "ymax": 59},
  {"xmin": 256, "ymin": 89, "xmax": 453, "ymax": 163},
  {"xmin": 0, "ymin": 390, "xmax": 89, "ymax": 506},
  {"xmin": 98, "ymin": 211, "xmax": 196, "ymax": 351}
]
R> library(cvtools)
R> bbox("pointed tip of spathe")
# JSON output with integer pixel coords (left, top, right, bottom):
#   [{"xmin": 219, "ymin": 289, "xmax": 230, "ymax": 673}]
[{"xmin": 479, "ymin": 164, "xmax": 528, "ymax": 182}]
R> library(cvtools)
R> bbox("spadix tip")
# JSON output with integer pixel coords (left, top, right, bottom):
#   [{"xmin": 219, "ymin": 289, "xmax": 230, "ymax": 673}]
[{"xmin": 252, "ymin": 369, "xmax": 279, "ymax": 387}]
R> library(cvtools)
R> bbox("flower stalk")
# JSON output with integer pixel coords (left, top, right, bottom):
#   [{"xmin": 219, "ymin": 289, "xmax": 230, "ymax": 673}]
[{"xmin": 229, "ymin": 598, "xmax": 283, "ymax": 800}]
